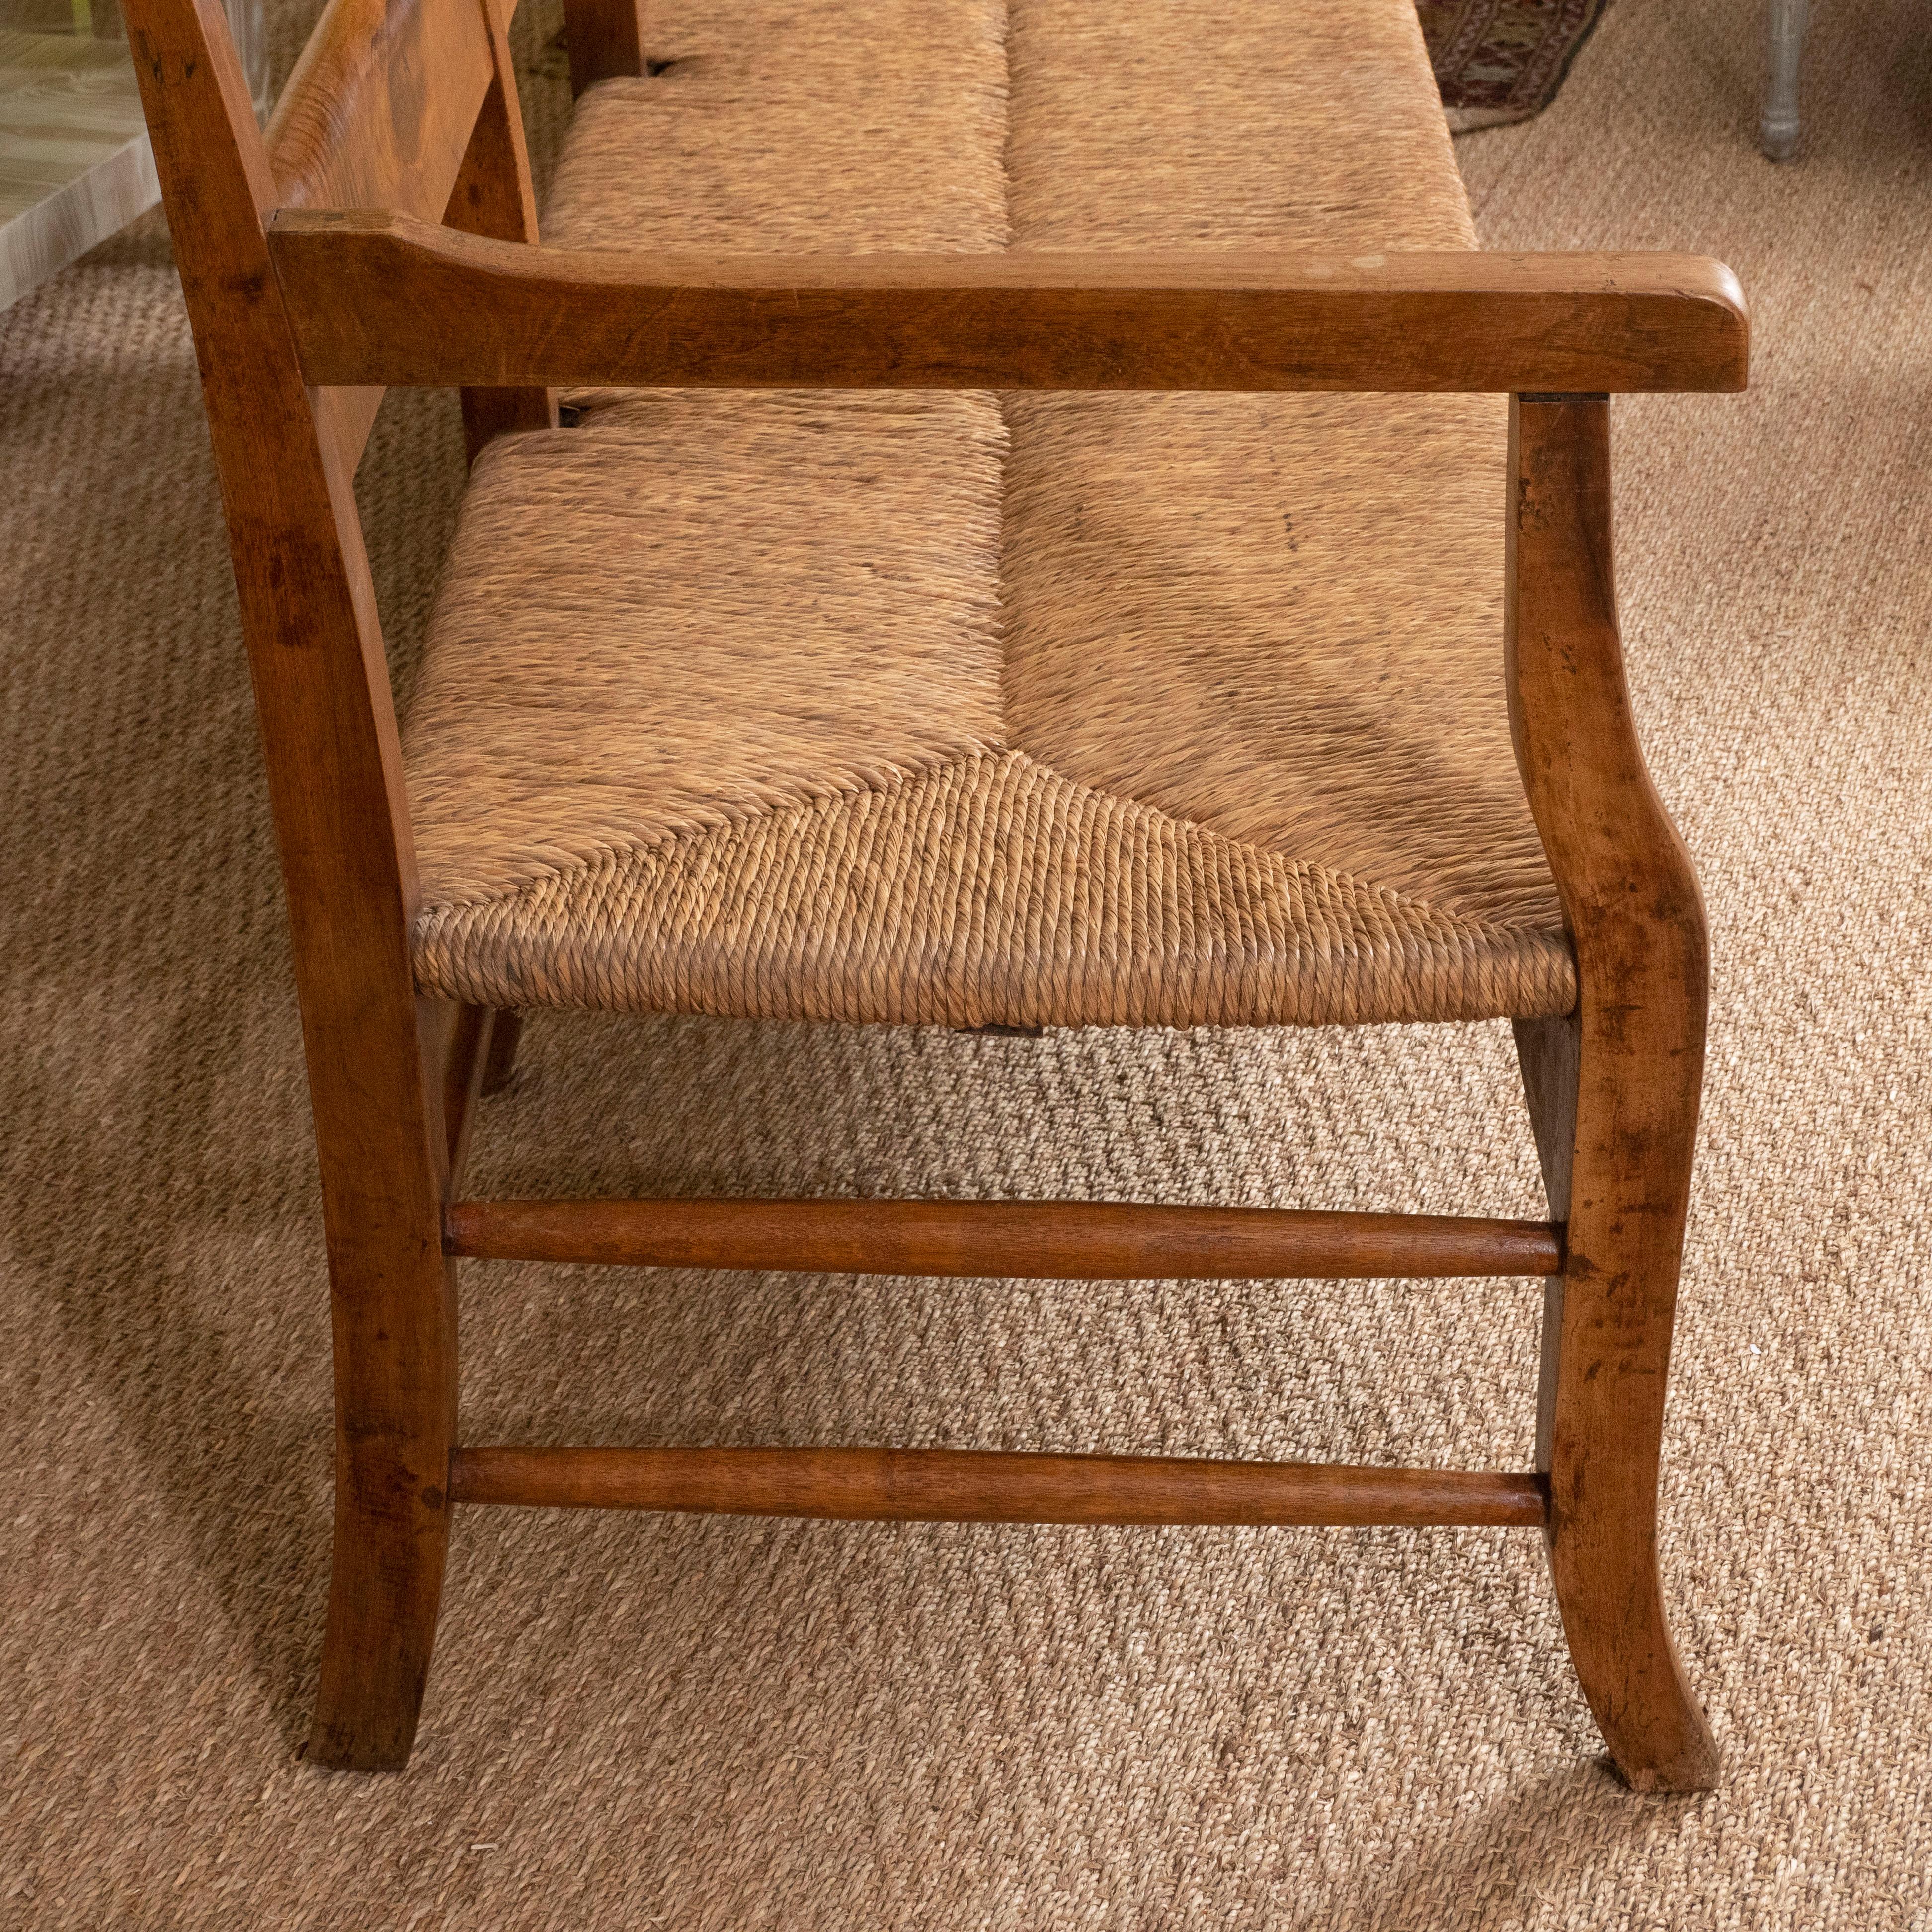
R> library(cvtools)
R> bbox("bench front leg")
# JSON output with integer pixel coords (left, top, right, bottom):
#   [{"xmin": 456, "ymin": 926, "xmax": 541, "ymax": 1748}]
[{"xmin": 1507, "ymin": 394, "xmax": 1721, "ymax": 1793}]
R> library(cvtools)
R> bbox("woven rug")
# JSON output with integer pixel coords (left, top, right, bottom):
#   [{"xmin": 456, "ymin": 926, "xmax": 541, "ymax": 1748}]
[{"xmin": 1419, "ymin": 0, "xmax": 1611, "ymax": 129}]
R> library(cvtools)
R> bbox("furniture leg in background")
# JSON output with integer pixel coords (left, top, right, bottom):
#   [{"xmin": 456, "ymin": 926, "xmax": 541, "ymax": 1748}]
[{"xmin": 1762, "ymin": 0, "xmax": 1808, "ymax": 159}]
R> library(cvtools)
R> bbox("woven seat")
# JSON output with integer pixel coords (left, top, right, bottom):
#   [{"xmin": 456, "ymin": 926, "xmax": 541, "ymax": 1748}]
[
  {"xmin": 404, "ymin": 379, "xmax": 1571, "ymax": 1026},
  {"xmin": 403, "ymin": 0, "xmax": 1572, "ymax": 1027}
]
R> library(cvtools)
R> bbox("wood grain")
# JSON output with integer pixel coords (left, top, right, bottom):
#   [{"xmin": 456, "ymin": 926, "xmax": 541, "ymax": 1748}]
[
  {"xmin": 266, "ymin": 210, "xmax": 1751, "ymax": 396},
  {"xmin": 440, "ymin": 0, "xmax": 556, "ymax": 462},
  {"xmin": 444, "ymin": 1199, "xmax": 1564, "ymax": 1280},
  {"xmin": 435, "ymin": 1001, "xmax": 494, "ymax": 1190},
  {"xmin": 263, "ymin": 0, "xmax": 504, "ymax": 474},
  {"xmin": 1506, "ymin": 393, "xmax": 1722, "ymax": 1793},
  {"xmin": 449, "ymin": 1447, "xmax": 1550, "ymax": 1527},
  {"xmin": 0, "ymin": 25, "xmax": 160, "ymax": 310},
  {"xmin": 560, "ymin": 0, "xmax": 644, "ymax": 96},
  {"xmin": 265, "ymin": 0, "xmax": 495, "ymax": 217},
  {"xmin": 480, "ymin": 1008, "xmax": 522, "ymax": 1096},
  {"xmin": 126, "ymin": 0, "xmax": 458, "ymax": 1772}
]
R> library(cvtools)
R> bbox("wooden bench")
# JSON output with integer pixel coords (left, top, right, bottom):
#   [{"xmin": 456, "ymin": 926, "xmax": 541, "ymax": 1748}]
[{"xmin": 123, "ymin": 0, "xmax": 1748, "ymax": 1783}]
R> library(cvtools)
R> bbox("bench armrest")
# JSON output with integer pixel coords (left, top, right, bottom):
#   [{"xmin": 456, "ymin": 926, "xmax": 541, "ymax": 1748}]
[{"xmin": 266, "ymin": 208, "xmax": 1749, "ymax": 396}]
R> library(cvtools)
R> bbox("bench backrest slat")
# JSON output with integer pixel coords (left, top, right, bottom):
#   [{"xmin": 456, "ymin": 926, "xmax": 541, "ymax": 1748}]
[{"xmin": 267, "ymin": 0, "xmax": 500, "ymax": 222}]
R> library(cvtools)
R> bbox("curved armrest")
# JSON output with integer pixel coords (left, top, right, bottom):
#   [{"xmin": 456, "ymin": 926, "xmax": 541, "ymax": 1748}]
[{"xmin": 267, "ymin": 207, "xmax": 1749, "ymax": 396}]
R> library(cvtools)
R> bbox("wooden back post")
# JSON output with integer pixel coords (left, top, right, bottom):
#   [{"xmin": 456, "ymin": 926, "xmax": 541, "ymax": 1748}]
[{"xmin": 121, "ymin": 0, "xmax": 559, "ymax": 1769}]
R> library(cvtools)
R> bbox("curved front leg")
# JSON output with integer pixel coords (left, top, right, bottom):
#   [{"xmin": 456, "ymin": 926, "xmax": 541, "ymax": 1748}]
[{"xmin": 1507, "ymin": 395, "xmax": 1721, "ymax": 1793}]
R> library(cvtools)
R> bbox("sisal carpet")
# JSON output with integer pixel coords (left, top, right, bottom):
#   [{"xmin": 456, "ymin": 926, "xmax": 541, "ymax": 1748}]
[{"xmin": 3, "ymin": 0, "xmax": 1931, "ymax": 1924}]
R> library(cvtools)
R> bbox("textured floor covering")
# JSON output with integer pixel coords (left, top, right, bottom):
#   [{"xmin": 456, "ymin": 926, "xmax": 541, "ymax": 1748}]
[
  {"xmin": 1418, "ymin": 0, "xmax": 1611, "ymax": 128},
  {"xmin": 3, "ymin": 0, "xmax": 1931, "ymax": 1924}
]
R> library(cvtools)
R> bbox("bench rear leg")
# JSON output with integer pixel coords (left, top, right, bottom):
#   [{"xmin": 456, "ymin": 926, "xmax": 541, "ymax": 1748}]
[
  {"xmin": 562, "ymin": 0, "xmax": 647, "ymax": 95},
  {"xmin": 482, "ymin": 1009, "xmax": 523, "ymax": 1095}
]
